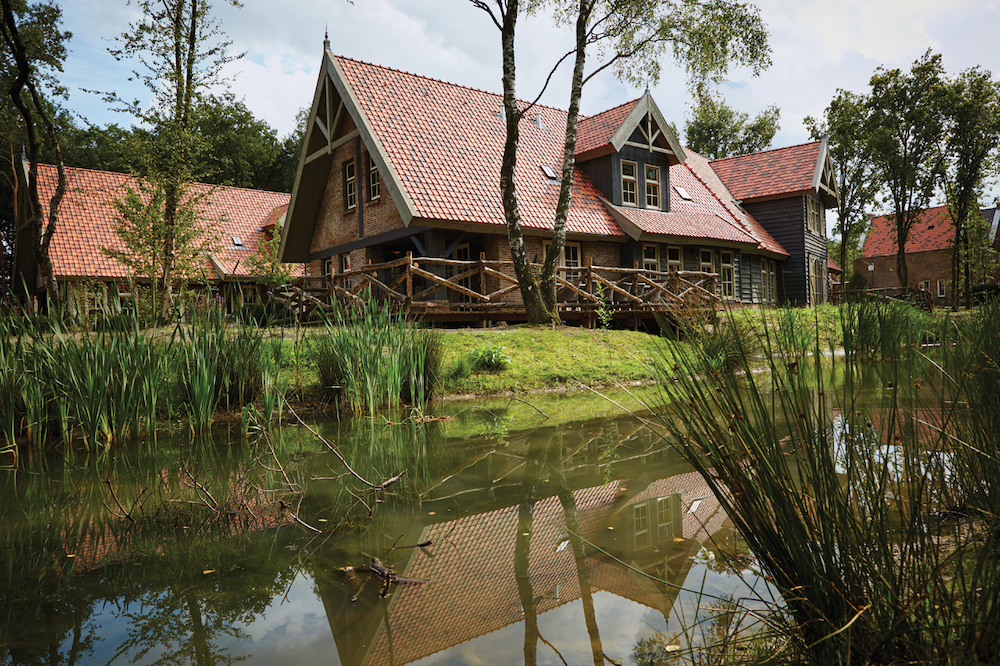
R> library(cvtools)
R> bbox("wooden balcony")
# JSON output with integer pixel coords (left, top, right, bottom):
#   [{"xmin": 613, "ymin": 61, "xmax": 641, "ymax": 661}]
[{"xmin": 276, "ymin": 252, "xmax": 719, "ymax": 326}]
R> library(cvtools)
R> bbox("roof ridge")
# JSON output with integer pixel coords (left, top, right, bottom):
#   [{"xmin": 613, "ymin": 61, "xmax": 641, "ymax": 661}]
[
  {"xmin": 334, "ymin": 54, "xmax": 569, "ymax": 116},
  {"xmin": 869, "ymin": 203, "xmax": 951, "ymax": 221},
  {"xmin": 709, "ymin": 139, "xmax": 822, "ymax": 165},
  {"xmin": 36, "ymin": 163, "xmax": 290, "ymax": 196}
]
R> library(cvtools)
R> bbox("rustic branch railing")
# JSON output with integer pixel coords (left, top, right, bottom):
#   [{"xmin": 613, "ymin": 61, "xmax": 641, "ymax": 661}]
[{"xmin": 280, "ymin": 252, "xmax": 719, "ymax": 321}]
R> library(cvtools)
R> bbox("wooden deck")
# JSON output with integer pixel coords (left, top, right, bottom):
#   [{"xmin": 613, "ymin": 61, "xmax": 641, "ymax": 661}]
[{"xmin": 274, "ymin": 252, "xmax": 719, "ymax": 326}]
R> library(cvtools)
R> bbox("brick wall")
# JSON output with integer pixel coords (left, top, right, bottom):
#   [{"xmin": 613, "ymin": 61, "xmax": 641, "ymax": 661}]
[{"xmin": 853, "ymin": 248, "xmax": 954, "ymax": 303}]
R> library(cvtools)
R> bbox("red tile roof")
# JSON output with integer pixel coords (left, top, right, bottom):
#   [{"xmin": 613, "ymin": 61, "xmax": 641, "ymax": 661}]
[
  {"xmin": 35, "ymin": 164, "xmax": 291, "ymax": 280},
  {"xmin": 861, "ymin": 205, "xmax": 954, "ymax": 258},
  {"xmin": 575, "ymin": 98, "xmax": 641, "ymax": 156},
  {"xmin": 710, "ymin": 141, "xmax": 821, "ymax": 202},
  {"xmin": 337, "ymin": 56, "xmax": 623, "ymax": 237}
]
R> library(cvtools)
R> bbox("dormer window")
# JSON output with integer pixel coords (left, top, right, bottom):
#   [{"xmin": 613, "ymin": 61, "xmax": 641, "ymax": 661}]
[
  {"xmin": 621, "ymin": 161, "xmax": 637, "ymax": 206},
  {"xmin": 645, "ymin": 165, "xmax": 661, "ymax": 209}
]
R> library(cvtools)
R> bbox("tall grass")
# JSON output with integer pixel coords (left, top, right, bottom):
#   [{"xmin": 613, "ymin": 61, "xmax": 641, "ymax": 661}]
[
  {"xmin": 311, "ymin": 297, "xmax": 441, "ymax": 416},
  {"xmin": 653, "ymin": 301, "xmax": 1000, "ymax": 664}
]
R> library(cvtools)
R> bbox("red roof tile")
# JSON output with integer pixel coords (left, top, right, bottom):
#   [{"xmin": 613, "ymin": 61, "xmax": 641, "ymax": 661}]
[
  {"xmin": 861, "ymin": 205, "xmax": 954, "ymax": 258},
  {"xmin": 35, "ymin": 165, "xmax": 291, "ymax": 280},
  {"xmin": 710, "ymin": 141, "xmax": 821, "ymax": 202},
  {"xmin": 575, "ymin": 98, "xmax": 641, "ymax": 156},
  {"xmin": 336, "ymin": 56, "xmax": 624, "ymax": 237}
]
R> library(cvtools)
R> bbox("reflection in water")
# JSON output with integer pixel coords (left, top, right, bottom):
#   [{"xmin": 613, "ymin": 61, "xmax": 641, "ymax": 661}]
[{"xmin": 1, "ymin": 394, "xmax": 753, "ymax": 666}]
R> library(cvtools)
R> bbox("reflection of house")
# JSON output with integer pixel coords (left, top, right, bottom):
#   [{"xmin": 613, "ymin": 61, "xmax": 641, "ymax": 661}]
[
  {"xmin": 854, "ymin": 205, "xmax": 1000, "ymax": 302},
  {"xmin": 279, "ymin": 44, "xmax": 838, "ymax": 313},
  {"xmin": 12, "ymin": 163, "xmax": 296, "ymax": 313},
  {"xmin": 314, "ymin": 470, "xmax": 726, "ymax": 666}
]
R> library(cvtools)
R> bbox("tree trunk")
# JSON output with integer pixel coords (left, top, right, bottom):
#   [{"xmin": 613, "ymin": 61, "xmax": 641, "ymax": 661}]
[
  {"xmin": 895, "ymin": 217, "xmax": 909, "ymax": 288},
  {"xmin": 159, "ymin": 180, "xmax": 178, "ymax": 323},
  {"xmin": 497, "ymin": 0, "xmax": 551, "ymax": 324},
  {"xmin": 540, "ymin": 0, "xmax": 590, "ymax": 318}
]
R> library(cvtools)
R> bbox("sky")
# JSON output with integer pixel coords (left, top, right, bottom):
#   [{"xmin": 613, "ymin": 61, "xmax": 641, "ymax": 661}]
[{"xmin": 56, "ymin": 0, "xmax": 1000, "ymax": 201}]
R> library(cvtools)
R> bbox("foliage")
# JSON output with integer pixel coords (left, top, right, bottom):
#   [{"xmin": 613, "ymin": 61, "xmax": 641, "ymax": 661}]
[
  {"xmin": 468, "ymin": 345, "xmax": 511, "ymax": 372},
  {"xmin": 806, "ymin": 90, "xmax": 880, "ymax": 279},
  {"xmin": 653, "ymin": 302, "xmax": 1000, "ymax": 665},
  {"xmin": 311, "ymin": 297, "xmax": 442, "ymax": 416},
  {"xmin": 684, "ymin": 92, "xmax": 779, "ymax": 159},
  {"xmin": 864, "ymin": 51, "xmax": 948, "ymax": 288},
  {"xmin": 193, "ymin": 93, "xmax": 284, "ymax": 190},
  {"xmin": 1, "ymin": 0, "xmax": 71, "ymax": 310},
  {"xmin": 100, "ymin": 0, "xmax": 242, "ymax": 323},
  {"xmin": 243, "ymin": 215, "xmax": 297, "ymax": 287},
  {"xmin": 942, "ymin": 66, "xmax": 1000, "ymax": 308},
  {"xmin": 103, "ymin": 179, "xmax": 220, "ymax": 302}
]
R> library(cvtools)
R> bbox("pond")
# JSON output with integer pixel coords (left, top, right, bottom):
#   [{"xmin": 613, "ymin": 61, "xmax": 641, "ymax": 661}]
[{"xmin": 0, "ymin": 389, "xmax": 773, "ymax": 666}]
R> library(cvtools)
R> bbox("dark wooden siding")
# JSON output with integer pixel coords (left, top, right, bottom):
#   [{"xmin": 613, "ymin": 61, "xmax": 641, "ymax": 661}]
[
  {"xmin": 746, "ymin": 196, "xmax": 810, "ymax": 305},
  {"xmin": 745, "ymin": 254, "xmax": 762, "ymax": 303},
  {"xmin": 577, "ymin": 155, "xmax": 614, "ymax": 201}
]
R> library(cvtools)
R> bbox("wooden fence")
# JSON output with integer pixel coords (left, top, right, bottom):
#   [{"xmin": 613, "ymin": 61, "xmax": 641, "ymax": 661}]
[{"xmin": 275, "ymin": 252, "xmax": 719, "ymax": 325}]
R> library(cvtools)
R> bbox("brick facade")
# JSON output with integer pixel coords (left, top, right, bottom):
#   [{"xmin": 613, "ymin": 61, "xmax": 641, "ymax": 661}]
[{"xmin": 853, "ymin": 249, "xmax": 953, "ymax": 304}]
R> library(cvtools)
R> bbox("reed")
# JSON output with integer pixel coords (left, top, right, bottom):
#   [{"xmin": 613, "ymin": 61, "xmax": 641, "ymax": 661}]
[
  {"xmin": 652, "ymin": 302, "xmax": 1000, "ymax": 664},
  {"xmin": 311, "ymin": 297, "xmax": 441, "ymax": 416}
]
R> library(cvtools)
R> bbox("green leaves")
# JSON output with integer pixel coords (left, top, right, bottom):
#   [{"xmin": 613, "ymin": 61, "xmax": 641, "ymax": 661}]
[{"xmin": 684, "ymin": 92, "xmax": 779, "ymax": 159}]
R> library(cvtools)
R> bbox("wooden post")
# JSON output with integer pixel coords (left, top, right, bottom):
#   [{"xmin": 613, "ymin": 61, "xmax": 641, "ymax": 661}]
[{"xmin": 405, "ymin": 252, "xmax": 413, "ymax": 308}]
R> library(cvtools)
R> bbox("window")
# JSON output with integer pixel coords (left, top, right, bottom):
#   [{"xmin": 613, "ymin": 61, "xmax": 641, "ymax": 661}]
[
  {"xmin": 621, "ymin": 161, "xmax": 637, "ymax": 206},
  {"xmin": 762, "ymin": 259, "xmax": 776, "ymax": 303},
  {"xmin": 937, "ymin": 279, "xmax": 947, "ymax": 298},
  {"xmin": 643, "ymin": 244, "xmax": 659, "ymax": 272},
  {"xmin": 657, "ymin": 495, "xmax": 680, "ymax": 542},
  {"xmin": 920, "ymin": 280, "xmax": 930, "ymax": 292},
  {"xmin": 810, "ymin": 256, "xmax": 826, "ymax": 305},
  {"xmin": 807, "ymin": 196, "xmax": 824, "ymax": 236},
  {"xmin": 340, "ymin": 254, "xmax": 353, "ymax": 290},
  {"xmin": 700, "ymin": 249, "xmax": 715, "ymax": 273},
  {"xmin": 544, "ymin": 241, "xmax": 582, "ymax": 284},
  {"xmin": 368, "ymin": 155, "xmax": 380, "ymax": 201},
  {"xmin": 344, "ymin": 161, "xmax": 357, "ymax": 210},
  {"xmin": 721, "ymin": 250, "xmax": 734, "ymax": 299},
  {"xmin": 674, "ymin": 185, "xmax": 692, "ymax": 201},
  {"xmin": 634, "ymin": 503, "xmax": 650, "ymax": 550},
  {"xmin": 322, "ymin": 258, "xmax": 334, "ymax": 278},
  {"xmin": 667, "ymin": 246, "xmax": 681, "ymax": 272},
  {"xmin": 645, "ymin": 165, "xmax": 661, "ymax": 209},
  {"xmin": 450, "ymin": 243, "xmax": 473, "ymax": 302}
]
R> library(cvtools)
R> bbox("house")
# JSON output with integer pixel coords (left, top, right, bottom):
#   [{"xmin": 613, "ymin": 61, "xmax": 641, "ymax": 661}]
[
  {"xmin": 279, "ymin": 45, "xmax": 838, "ymax": 321},
  {"xmin": 853, "ymin": 204, "xmax": 1000, "ymax": 304},
  {"xmin": 12, "ymin": 163, "xmax": 293, "ymax": 316}
]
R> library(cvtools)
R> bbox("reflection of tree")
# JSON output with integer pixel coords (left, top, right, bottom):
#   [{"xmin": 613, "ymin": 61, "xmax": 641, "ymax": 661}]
[{"xmin": 514, "ymin": 428, "xmax": 607, "ymax": 666}]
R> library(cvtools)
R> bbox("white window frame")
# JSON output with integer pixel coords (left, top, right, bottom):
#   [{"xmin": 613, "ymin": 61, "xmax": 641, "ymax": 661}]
[
  {"xmin": 762, "ymin": 258, "xmax": 775, "ymax": 303},
  {"xmin": 920, "ymin": 280, "xmax": 930, "ymax": 293},
  {"xmin": 634, "ymin": 503, "xmax": 650, "ymax": 550},
  {"xmin": 368, "ymin": 155, "xmax": 380, "ymax": 201},
  {"xmin": 642, "ymin": 243, "xmax": 659, "ymax": 272},
  {"xmin": 544, "ymin": 241, "xmax": 583, "ymax": 283},
  {"xmin": 807, "ymin": 196, "xmax": 824, "ymax": 236},
  {"xmin": 700, "ymin": 248, "xmax": 715, "ymax": 274},
  {"xmin": 667, "ymin": 246, "xmax": 682, "ymax": 272},
  {"xmin": 621, "ymin": 160, "xmax": 638, "ymax": 206},
  {"xmin": 720, "ymin": 250, "xmax": 735, "ymax": 299},
  {"xmin": 345, "ymin": 161, "xmax": 357, "ymax": 210},
  {"xmin": 937, "ymin": 279, "xmax": 947, "ymax": 298},
  {"xmin": 810, "ymin": 256, "xmax": 826, "ymax": 305},
  {"xmin": 645, "ymin": 164, "xmax": 661, "ymax": 209}
]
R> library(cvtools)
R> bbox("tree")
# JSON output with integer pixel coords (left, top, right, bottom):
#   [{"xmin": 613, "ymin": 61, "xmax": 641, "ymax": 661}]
[
  {"xmin": 471, "ymin": 0, "xmax": 772, "ymax": 323},
  {"xmin": 684, "ymin": 92, "xmax": 779, "ymax": 159},
  {"xmin": 865, "ymin": 50, "xmax": 947, "ymax": 289},
  {"xmin": 193, "ymin": 93, "xmax": 283, "ymax": 190},
  {"xmin": 244, "ymin": 216, "xmax": 296, "ymax": 288},
  {"xmin": 0, "ymin": 0, "xmax": 70, "ymax": 310},
  {"xmin": 805, "ymin": 90, "xmax": 880, "ymax": 280},
  {"xmin": 102, "ymin": 0, "xmax": 241, "ymax": 323},
  {"xmin": 942, "ymin": 66, "xmax": 1000, "ymax": 308}
]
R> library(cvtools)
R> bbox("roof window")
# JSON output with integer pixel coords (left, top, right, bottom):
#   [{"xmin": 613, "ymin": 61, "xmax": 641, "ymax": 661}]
[
  {"xmin": 232, "ymin": 235, "xmax": 243, "ymax": 247},
  {"xmin": 540, "ymin": 165, "xmax": 558, "ymax": 180},
  {"xmin": 674, "ymin": 185, "xmax": 692, "ymax": 201},
  {"xmin": 532, "ymin": 113, "xmax": 545, "ymax": 130}
]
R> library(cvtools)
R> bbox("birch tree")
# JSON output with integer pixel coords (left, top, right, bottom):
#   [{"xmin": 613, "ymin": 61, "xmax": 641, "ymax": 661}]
[
  {"xmin": 100, "ymin": 0, "xmax": 241, "ymax": 323},
  {"xmin": 470, "ymin": 0, "xmax": 772, "ymax": 323}
]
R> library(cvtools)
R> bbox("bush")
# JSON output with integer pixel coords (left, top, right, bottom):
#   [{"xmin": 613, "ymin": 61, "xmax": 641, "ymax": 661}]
[{"xmin": 468, "ymin": 346, "xmax": 510, "ymax": 372}]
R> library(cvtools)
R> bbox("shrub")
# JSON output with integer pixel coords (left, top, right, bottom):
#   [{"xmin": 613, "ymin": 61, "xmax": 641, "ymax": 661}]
[{"xmin": 468, "ymin": 346, "xmax": 510, "ymax": 372}]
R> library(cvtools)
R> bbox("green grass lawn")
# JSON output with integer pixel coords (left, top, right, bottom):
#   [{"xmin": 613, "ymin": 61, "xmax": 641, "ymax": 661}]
[{"xmin": 438, "ymin": 326, "xmax": 673, "ymax": 396}]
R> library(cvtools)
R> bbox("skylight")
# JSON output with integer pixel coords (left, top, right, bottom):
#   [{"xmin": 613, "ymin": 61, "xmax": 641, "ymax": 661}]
[
  {"xmin": 674, "ymin": 185, "xmax": 692, "ymax": 201},
  {"xmin": 540, "ymin": 165, "xmax": 558, "ymax": 180},
  {"xmin": 232, "ymin": 235, "xmax": 243, "ymax": 247}
]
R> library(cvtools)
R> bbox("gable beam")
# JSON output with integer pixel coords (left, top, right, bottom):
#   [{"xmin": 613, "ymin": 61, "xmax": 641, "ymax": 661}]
[{"xmin": 304, "ymin": 129, "xmax": 359, "ymax": 166}]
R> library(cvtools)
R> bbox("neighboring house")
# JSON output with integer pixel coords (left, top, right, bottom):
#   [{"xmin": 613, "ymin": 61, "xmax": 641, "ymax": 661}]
[
  {"xmin": 279, "ymin": 46, "xmax": 838, "ymax": 318},
  {"xmin": 12, "ymin": 163, "xmax": 293, "ymax": 315},
  {"xmin": 853, "ymin": 204, "xmax": 1000, "ymax": 304}
]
